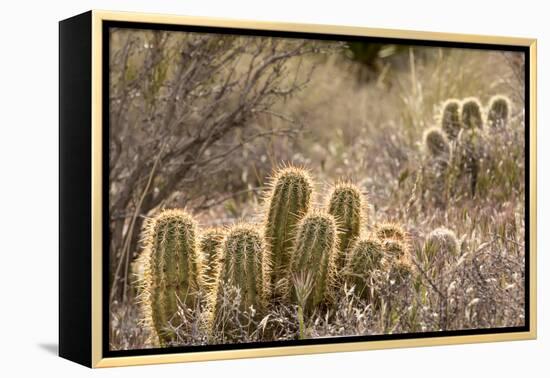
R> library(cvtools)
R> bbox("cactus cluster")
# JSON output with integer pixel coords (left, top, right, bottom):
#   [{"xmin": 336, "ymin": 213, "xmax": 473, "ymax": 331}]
[
  {"xmin": 134, "ymin": 165, "xmax": 435, "ymax": 343},
  {"xmin": 421, "ymin": 95, "xmax": 514, "ymax": 201}
]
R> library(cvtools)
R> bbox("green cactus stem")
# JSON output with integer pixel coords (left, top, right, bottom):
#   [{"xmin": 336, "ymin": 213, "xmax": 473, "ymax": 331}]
[
  {"xmin": 440, "ymin": 99, "xmax": 461, "ymax": 140},
  {"xmin": 487, "ymin": 95, "xmax": 511, "ymax": 129},
  {"xmin": 461, "ymin": 97, "xmax": 484, "ymax": 129},
  {"xmin": 327, "ymin": 182, "xmax": 364, "ymax": 268},
  {"xmin": 199, "ymin": 228, "xmax": 225, "ymax": 283},
  {"xmin": 457, "ymin": 128, "xmax": 484, "ymax": 197},
  {"xmin": 217, "ymin": 224, "xmax": 270, "ymax": 311},
  {"xmin": 263, "ymin": 166, "xmax": 313, "ymax": 300},
  {"xmin": 290, "ymin": 211, "xmax": 338, "ymax": 312},
  {"xmin": 139, "ymin": 209, "xmax": 204, "ymax": 346},
  {"xmin": 343, "ymin": 237, "xmax": 384, "ymax": 300}
]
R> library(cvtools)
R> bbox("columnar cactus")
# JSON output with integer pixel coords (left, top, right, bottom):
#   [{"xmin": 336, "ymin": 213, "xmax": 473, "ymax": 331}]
[
  {"xmin": 327, "ymin": 182, "xmax": 363, "ymax": 268},
  {"xmin": 263, "ymin": 166, "xmax": 313, "ymax": 299},
  {"xmin": 375, "ymin": 222, "xmax": 407, "ymax": 242},
  {"xmin": 457, "ymin": 128, "xmax": 483, "ymax": 197},
  {"xmin": 139, "ymin": 209, "xmax": 203, "ymax": 346},
  {"xmin": 343, "ymin": 237, "xmax": 383, "ymax": 300},
  {"xmin": 440, "ymin": 99, "xmax": 461, "ymax": 140},
  {"xmin": 199, "ymin": 228, "xmax": 225, "ymax": 283},
  {"xmin": 423, "ymin": 128, "xmax": 450, "ymax": 207},
  {"xmin": 424, "ymin": 227, "xmax": 459, "ymax": 272},
  {"xmin": 461, "ymin": 97, "xmax": 484, "ymax": 129},
  {"xmin": 290, "ymin": 211, "xmax": 338, "ymax": 312},
  {"xmin": 217, "ymin": 224, "xmax": 270, "ymax": 311},
  {"xmin": 487, "ymin": 95, "xmax": 511, "ymax": 129}
]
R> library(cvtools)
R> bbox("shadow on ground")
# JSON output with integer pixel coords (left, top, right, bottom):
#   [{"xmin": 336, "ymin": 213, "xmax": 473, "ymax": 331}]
[{"xmin": 38, "ymin": 343, "xmax": 58, "ymax": 355}]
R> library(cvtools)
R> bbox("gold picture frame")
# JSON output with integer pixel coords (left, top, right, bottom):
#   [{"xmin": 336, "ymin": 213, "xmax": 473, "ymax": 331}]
[{"xmin": 59, "ymin": 10, "xmax": 537, "ymax": 368}]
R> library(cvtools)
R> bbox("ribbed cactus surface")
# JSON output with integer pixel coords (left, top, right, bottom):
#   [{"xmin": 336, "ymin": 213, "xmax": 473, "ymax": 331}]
[
  {"xmin": 140, "ymin": 209, "xmax": 203, "ymax": 346},
  {"xmin": 440, "ymin": 99, "xmax": 461, "ymax": 140},
  {"xmin": 327, "ymin": 182, "xmax": 363, "ymax": 268},
  {"xmin": 263, "ymin": 166, "xmax": 313, "ymax": 299},
  {"xmin": 218, "ymin": 224, "xmax": 269, "ymax": 311},
  {"xmin": 290, "ymin": 211, "xmax": 337, "ymax": 312},
  {"xmin": 344, "ymin": 238, "xmax": 383, "ymax": 300}
]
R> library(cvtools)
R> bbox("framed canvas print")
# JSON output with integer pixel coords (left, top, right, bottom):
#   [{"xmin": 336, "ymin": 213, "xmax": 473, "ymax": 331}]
[{"xmin": 59, "ymin": 10, "xmax": 537, "ymax": 368}]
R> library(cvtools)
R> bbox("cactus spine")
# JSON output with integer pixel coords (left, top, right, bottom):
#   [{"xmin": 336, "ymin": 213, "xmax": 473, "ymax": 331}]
[
  {"xmin": 487, "ymin": 95, "xmax": 511, "ymax": 129},
  {"xmin": 217, "ymin": 224, "xmax": 270, "ymax": 311},
  {"xmin": 140, "ymin": 209, "xmax": 203, "ymax": 346},
  {"xmin": 440, "ymin": 99, "xmax": 461, "ymax": 140},
  {"xmin": 327, "ymin": 182, "xmax": 363, "ymax": 268},
  {"xmin": 344, "ymin": 237, "xmax": 383, "ymax": 300},
  {"xmin": 263, "ymin": 166, "xmax": 313, "ymax": 299},
  {"xmin": 461, "ymin": 97, "xmax": 484, "ymax": 129},
  {"xmin": 290, "ymin": 211, "xmax": 338, "ymax": 312}
]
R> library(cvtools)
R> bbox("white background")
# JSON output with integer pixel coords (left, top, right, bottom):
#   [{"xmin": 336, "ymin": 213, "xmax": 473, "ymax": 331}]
[{"xmin": 0, "ymin": 0, "xmax": 546, "ymax": 376}]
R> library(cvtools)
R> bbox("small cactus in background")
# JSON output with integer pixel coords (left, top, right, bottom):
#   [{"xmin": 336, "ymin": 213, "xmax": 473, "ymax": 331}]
[
  {"xmin": 487, "ymin": 95, "xmax": 511, "ymax": 129},
  {"xmin": 423, "ymin": 127, "xmax": 450, "ymax": 207},
  {"xmin": 380, "ymin": 239, "xmax": 413, "ymax": 286},
  {"xmin": 216, "ymin": 224, "xmax": 270, "ymax": 312},
  {"xmin": 199, "ymin": 228, "xmax": 225, "ymax": 280},
  {"xmin": 423, "ymin": 227, "xmax": 459, "ymax": 271},
  {"xmin": 139, "ymin": 209, "xmax": 204, "ymax": 346},
  {"xmin": 461, "ymin": 97, "xmax": 484, "ymax": 129},
  {"xmin": 424, "ymin": 127, "xmax": 450, "ymax": 157},
  {"xmin": 290, "ymin": 211, "xmax": 338, "ymax": 313},
  {"xmin": 263, "ymin": 166, "xmax": 313, "ymax": 300},
  {"xmin": 375, "ymin": 222, "xmax": 407, "ymax": 242},
  {"xmin": 457, "ymin": 128, "xmax": 484, "ymax": 197},
  {"xmin": 327, "ymin": 182, "xmax": 364, "ymax": 268},
  {"xmin": 381, "ymin": 238, "xmax": 409, "ymax": 260},
  {"xmin": 440, "ymin": 99, "xmax": 462, "ymax": 140},
  {"xmin": 387, "ymin": 258, "xmax": 414, "ymax": 286},
  {"xmin": 343, "ymin": 237, "xmax": 383, "ymax": 300}
]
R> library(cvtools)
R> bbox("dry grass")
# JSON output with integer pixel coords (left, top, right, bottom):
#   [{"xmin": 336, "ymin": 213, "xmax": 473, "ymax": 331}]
[{"xmin": 109, "ymin": 42, "xmax": 525, "ymax": 350}]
